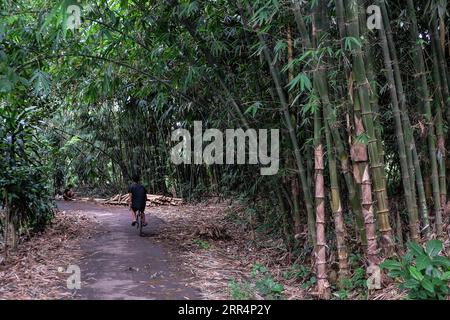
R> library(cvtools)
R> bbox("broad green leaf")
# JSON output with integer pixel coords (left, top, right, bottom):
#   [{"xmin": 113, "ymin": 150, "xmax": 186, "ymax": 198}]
[
  {"xmin": 402, "ymin": 278, "xmax": 419, "ymax": 289},
  {"xmin": 409, "ymin": 266, "xmax": 424, "ymax": 281},
  {"xmin": 407, "ymin": 241, "xmax": 425, "ymax": 257},
  {"xmin": 425, "ymin": 240, "xmax": 443, "ymax": 257},
  {"xmin": 416, "ymin": 255, "xmax": 432, "ymax": 271},
  {"xmin": 425, "ymin": 265, "xmax": 434, "ymax": 276},
  {"xmin": 432, "ymin": 256, "xmax": 450, "ymax": 268},
  {"xmin": 380, "ymin": 259, "xmax": 402, "ymax": 271},
  {"xmin": 387, "ymin": 270, "xmax": 403, "ymax": 278},
  {"xmin": 442, "ymin": 271, "xmax": 450, "ymax": 281},
  {"xmin": 416, "ymin": 290, "xmax": 428, "ymax": 299},
  {"xmin": 421, "ymin": 278, "xmax": 435, "ymax": 294}
]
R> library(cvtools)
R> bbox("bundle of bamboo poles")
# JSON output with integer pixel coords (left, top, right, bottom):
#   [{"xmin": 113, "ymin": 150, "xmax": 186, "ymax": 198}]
[{"xmin": 103, "ymin": 194, "xmax": 183, "ymax": 206}]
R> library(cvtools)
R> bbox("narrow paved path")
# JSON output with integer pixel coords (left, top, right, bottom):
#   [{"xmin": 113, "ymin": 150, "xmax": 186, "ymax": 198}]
[{"xmin": 57, "ymin": 201, "xmax": 202, "ymax": 300}]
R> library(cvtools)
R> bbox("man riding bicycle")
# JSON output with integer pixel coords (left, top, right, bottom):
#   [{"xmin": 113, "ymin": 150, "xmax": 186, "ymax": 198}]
[{"xmin": 127, "ymin": 174, "xmax": 148, "ymax": 227}]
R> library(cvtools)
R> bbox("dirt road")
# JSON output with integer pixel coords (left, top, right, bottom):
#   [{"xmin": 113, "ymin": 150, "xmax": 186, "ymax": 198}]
[{"xmin": 57, "ymin": 201, "xmax": 202, "ymax": 300}]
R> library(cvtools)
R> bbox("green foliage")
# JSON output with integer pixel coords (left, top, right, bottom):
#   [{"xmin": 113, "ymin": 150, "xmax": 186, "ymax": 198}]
[
  {"xmin": 30, "ymin": 70, "xmax": 51, "ymax": 97},
  {"xmin": 244, "ymin": 101, "xmax": 262, "ymax": 117},
  {"xmin": 350, "ymin": 267, "xmax": 368, "ymax": 289},
  {"xmin": 192, "ymin": 239, "xmax": 210, "ymax": 250},
  {"xmin": 349, "ymin": 253, "xmax": 363, "ymax": 267},
  {"xmin": 1, "ymin": 166, "xmax": 55, "ymax": 232},
  {"xmin": 179, "ymin": 0, "xmax": 199, "ymax": 17},
  {"xmin": 251, "ymin": 263, "xmax": 284, "ymax": 299},
  {"xmin": 334, "ymin": 267, "xmax": 368, "ymax": 299},
  {"xmin": 229, "ymin": 279, "xmax": 255, "ymax": 300},
  {"xmin": 250, "ymin": 0, "xmax": 280, "ymax": 27},
  {"xmin": 343, "ymin": 36, "xmax": 362, "ymax": 51},
  {"xmin": 334, "ymin": 289, "xmax": 349, "ymax": 300},
  {"xmin": 302, "ymin": 89, "xmax": 320, "ymax": 115},
  {"xmin": 381, "ymin": 240, "xmax": 450, "ymax": 300},
  {"xmin": 228, "ymin": 263, "xmax": 285, "ymax": 300},
  {"xmin": 286, "ymin": 72, "xmax": 312, "ymax": 93},
  {"xmin": 1, "ymin": 2, "xmax": 449, "ymax": 302},
  {"xmin": 282, "ymin": 263, "xmax": 310, "ymax": 281},
  {"xmin": 301, "ymin": 276, "xmax": 317, "ymax": 290},
  {"xmin": 356, "ymin": 133, "xmax": 369, "ymax": 145},
  {"xmin": 255, "ymin": 276, "xmax": 284, "ymax": 298},
  {"xmin": 0, "ymin": 104, "xmax": 55, "ymax": 235}
]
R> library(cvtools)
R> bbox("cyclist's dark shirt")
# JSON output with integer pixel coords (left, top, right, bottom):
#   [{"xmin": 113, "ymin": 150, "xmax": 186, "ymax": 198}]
[{"xmin": 128, "ymin": 183, "xmax": 147, "ymax": 209}]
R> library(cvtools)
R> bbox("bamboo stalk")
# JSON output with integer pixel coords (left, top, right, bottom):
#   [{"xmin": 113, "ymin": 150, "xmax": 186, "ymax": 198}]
[
  {"xmin": 312, "ymin": 0, "xmax": 331, "ymax": 299},
  {"xmin": 431, "ymin": 9, "xmax": 450, "ymax": 128},
  {"xmin": 378, "ymin": 1, "xmax": 430, "ymax": 236},
  {"xmin": 296, "ymin": 0, "xmax": 367, "ymax": 245},
  {"xmin": 407, "ymin": 0, "xmax": 443, "ymax": 235},
  {"xmin": 334, "ymin": 0, "xmax": 367, "ymax": 246},
  {"xmin": 396, "ymin": 210, "xmax": 405, "ymax": 253},
  {"xmin": 291, "ymin": 168, "xmax": 303, "ymax": 235},
  {"xmin": 352, "ymin": 93, "xmax": 379, "ymax": 266},
  {"xmin": 376, "ymin": 1, "xmax": 420, "ymax": 241},
  {"xmin": 254, "ymin": 30, "xmax": 317, "ymax": 245},
  {"xmin": 313, "ymin": 107, "xmax": 331, "ymax": 299},
  {"xmin": 325, "ymin": 111, "xmax": 350, "ymax": 286},
  {"xmin": 276, "ymin": 186, "xmax": 294, "ymax": 249},
  {"xmin": 431, "ymin": 33, "xmax": 448, "ymax": 217},
  {"xmin": 286, "ymin": 24, "xmax": 303, "ymax": 237},
  {"xmin": 344, "ymin": 0, "xmax": 394, "ymax": 255}
]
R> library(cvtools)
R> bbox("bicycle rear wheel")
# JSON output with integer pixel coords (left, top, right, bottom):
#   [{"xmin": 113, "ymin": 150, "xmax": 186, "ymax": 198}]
[{"xmin": 138, "ymin": 211, "xmax": 144, "ymax": 236}]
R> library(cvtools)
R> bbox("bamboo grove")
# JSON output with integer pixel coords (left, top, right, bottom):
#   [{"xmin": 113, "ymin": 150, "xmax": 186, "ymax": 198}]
[{"xmin": 1, "ymin": 0, "xmax": 450, "ymax": 297}]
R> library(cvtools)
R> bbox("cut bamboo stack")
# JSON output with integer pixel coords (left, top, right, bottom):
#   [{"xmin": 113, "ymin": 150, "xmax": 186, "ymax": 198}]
[{"xmin": 103, "ymin": 194, "xmax": 183, "ymax": 206}]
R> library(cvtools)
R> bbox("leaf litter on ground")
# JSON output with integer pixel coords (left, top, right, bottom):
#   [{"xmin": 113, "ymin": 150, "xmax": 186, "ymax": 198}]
[{"xmin": 0, "ymin": 211, "xmax": 97, "ymax": 300}]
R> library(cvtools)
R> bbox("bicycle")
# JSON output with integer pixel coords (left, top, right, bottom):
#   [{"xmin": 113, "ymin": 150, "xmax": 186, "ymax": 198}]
[{"xmin": 135, "ymin": 209, "xmax": 145, "ymax": 237}]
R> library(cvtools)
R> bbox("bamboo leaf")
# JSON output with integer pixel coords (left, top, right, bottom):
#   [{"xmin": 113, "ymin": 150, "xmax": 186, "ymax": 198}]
[
  {"xmin": 179, "ymin": 1, "xmax": 199, "ymax": 17},
  {"xmin": 355, "ymin": 133, "xmax": 369, "ymax": 145},
  {"xmin": 30, "ymin": 70, "xmax": 51, "ymax": 96},
  {"xmin": 344, "ymin": 36, "xmax": 362, "ymax": 51},
  {"xmin": 286, "ymin": 73, "xmax": 311, "ymax": 92},
  {"xmin": 244, "ymin": 102, "xmax": 262, "ymax": 117}
]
